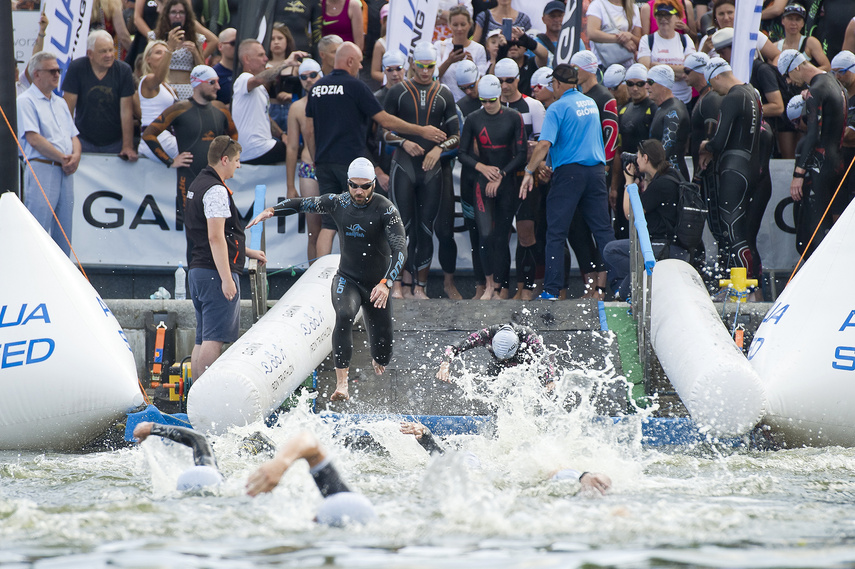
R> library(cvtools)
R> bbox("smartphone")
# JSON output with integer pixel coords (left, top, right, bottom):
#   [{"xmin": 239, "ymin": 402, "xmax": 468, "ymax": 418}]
[
  {"xmin": 171, "ymin": 21, "xmax": 182, "ymax": 29},
  {"xmin": 502, "ymin": 18, "xmax": 513, "ymax": 41},
  {"xmin": 453, "ymin": 43, "xmax": 464, "ymax": 52}
]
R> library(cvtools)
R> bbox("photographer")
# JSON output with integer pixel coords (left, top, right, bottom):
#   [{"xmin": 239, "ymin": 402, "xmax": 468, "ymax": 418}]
[{"xmin": 603, "ymin": 139, "xmax": 687, "ymax": 300}]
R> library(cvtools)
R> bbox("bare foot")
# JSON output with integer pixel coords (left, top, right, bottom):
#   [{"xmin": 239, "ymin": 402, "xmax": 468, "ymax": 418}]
[
  {"xmin": 413, "ymin": 286, "xmax": 430, "ymax": 300},
  {"xmin": 497, "ymin": 288, "xmax": 509, "ymax": 299},
  {"xmin": 473, "ymin": 284, "xmax": 486, "ymax": 299},
  {"xmin": 402, "ymin": 283, "xmax": 414, "ymax": 299},
  {"xmin": 480, "ymin": 287, "xmax": 494, "ymax": 300},
  {"xmin": 444, "ymin": 282, "xmax": 463, "ymax": 300},
  {"xmin": 331, "ymin": 377, "xmax": 349, "ymax": 401},
  {"xmin": 391, "ymin": 282, "xmax": 404, "ymax": 299},
  {"xmin": 521, "ymin": 288, "xmax": 534, "ymax": 301},
  {"xmin": 372, "ymin": 360, "xmax": 386, "ymax": 375},
  {"xmin": 512, "ymin": 284, "xmax": 524, "ymax": 300}
]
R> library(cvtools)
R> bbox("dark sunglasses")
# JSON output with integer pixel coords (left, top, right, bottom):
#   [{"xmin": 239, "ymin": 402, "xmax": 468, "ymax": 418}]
[
  {"xmin": 219, "ymin": 138, "xmax": 237, "ymax": 161},
  {"xmin": 480, "ymin": 97, "xmax": 499, "ymax": 102},
  {"xmin": 459, "ymin": 82, "xmax": 477, "ymax": 91},
  {"xmin": 348, "ymin": 180, "xmax": 374, "ymax": 190},
  {"xmin": 38, "ymin": 67, "xmax": 62, "ymax": 75},
  {"xmin": 625, "ymin": 80, "xmax": 646, "ymax": 87},
  {"xmin": 220, "ymin": 40, "xmax": 235, "ymax": 46},
  {"xmin": 385, "ymin": 65, "xmax": 403, "ymax": 73},
  {"xmin": 683, "ymin": 67, "xmax": 694, "ymax": 76},
  {"xmin": 299, "ymin": 71, "xmax": 319, "ymax": 80},
  {"xmin": 498, "ymin": 77, "xmax": 517, "ymax": 84}
]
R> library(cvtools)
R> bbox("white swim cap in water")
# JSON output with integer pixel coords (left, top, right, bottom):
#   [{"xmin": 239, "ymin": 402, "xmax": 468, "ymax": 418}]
[
  {"xmin": 176, "ymin": 465, "xmax": 223, "ymax": 491},
  {"xmin": 315, "ymin": 492, "xmax": 377, "ymax": 526},
  {"xmin": 491, "ymin": 325, "xmax": 519, "ymax": 361}
]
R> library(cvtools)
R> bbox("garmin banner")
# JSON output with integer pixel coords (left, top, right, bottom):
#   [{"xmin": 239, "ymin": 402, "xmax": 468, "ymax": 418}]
[
  {"xmin": 385, "ymin": 0, "xmax": 439, "ymax": 68},
  {"xmin": 42, "ymin": 0, "xmax": 93, "ymax": 92},
  {"xmin": 554, "ymin": 0, "xmax": 583, "ymax": 65}
]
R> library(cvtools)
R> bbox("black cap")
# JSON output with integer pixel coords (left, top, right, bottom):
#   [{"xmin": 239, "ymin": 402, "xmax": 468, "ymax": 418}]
[
  {"xmin": 654, "ymin": 3, "xmax": 679, "ymax": 15},
  {"xmin": 551, "ymin": 63, "xmax": 578, "ymax": 84},
  {"xmin": 543, "ymin": 1, "xmax": 565, "ymax": 16},
  {"xmin": 782, "ymin": 2, "xmax": 806, "ymax": 18}
]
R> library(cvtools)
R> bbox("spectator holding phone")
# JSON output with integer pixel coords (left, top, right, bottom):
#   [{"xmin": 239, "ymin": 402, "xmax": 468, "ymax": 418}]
[
  {"xmin": 435, "ymin": 5, "xmax": 488, "ymax": 102},
  {"xmin": 472, "ymin": 0, "xmax": 532, "ymax": 44},
  {"xmin": 153, "ymin": 0, "xmax": 218, "ymax": 100}
]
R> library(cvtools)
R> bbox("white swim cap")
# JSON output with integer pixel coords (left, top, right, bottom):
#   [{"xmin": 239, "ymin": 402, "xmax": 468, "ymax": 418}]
[
  {"xmin": 531, "ymin": 66, "xmax": 554, "ymax": 91},
  {"xmin": 478, "ymin": 74, "xmax": 501, "ymax": 99},
  {"xmin": 570, "ymin": 50, "xmax": 599, "ymax": 74},
  {"xmin": 382, "ymin": 50, "xmax": 406, "ymax": 69},
  {"xmin": 176, "ymin": 465, "xmax": 223, "ymax": 491},
  {"xmin": 316, "ymin": 492, "xmax": 377, "ymax": 526},
  {"xmin": 412, "ymin": 41, "xmax": 437, "ymax": 62},
  {"xmin": 456, "ymin": 59, "xmax": 479, "ymax": 86},
  {"xmin": 494, "ymin": 57, "xmax": 520, "ymax": 79},
  {"xmin": 347, "ymin": 157, "xmax": 376, "ymax": 181},
  {"xmin": 624, "ymin": 63, "xmax": 648, "ymax": 82},
  {"xmin": 683, "ymin": 52, "xmax": 710, "ymax": 74},
  {"xmin": 711, "ymin": 27, "xmax": 734, "ymax": 50},
  {"xmin": 491, "ymin": 325, "xmax": 519, "ymax": 361},
  {"xmin": 190, "ymin": 65, "xmax": 218, "ymax": 87},
  {"xmin": 648, "ymin": 65, "xmax": 674, "ymax": 89},
  {"xmin": 603, "ymin": 64, "xmax": 626, "ymax": 89},
  {"xmin": 786, "ymin": 93, "xmax": 805, "ymax": 122},
  {"xmin": 777, "ymin": 49, "xmax": 807, "ymax": 77},
  {"xmin": 705, "ymin": 57, "xmax": 732, "ymax": 83},
  {"xmin": 831, "ymin": 50, "xmax": 855, "ymax": 73},
  {"xmin": 298, "ymin": 58, "xmax": 321, "ymax": 75}
]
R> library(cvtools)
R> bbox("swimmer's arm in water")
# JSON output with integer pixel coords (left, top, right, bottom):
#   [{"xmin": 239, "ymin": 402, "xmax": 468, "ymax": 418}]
[
  {"xmin": 400, "ymin": 421, "xmax": 445, "ymax": 454},
  {"xmin": 133, "ymin": 422, "xmax": 218, "ymax": 469},
  {"xmin": 436, "ymin": 325, "xmax": 503, "ymax": 381},
  {"xmin": 246, "ymin": 195, "xmax": 332, "ymax": 228},
  {"xmin": 247, "ymin": 431, "xmax": 331, "ymax": 496},
  {"xmin": 550, "ymin": 468, "xmax": 612, "ymax": 495}
]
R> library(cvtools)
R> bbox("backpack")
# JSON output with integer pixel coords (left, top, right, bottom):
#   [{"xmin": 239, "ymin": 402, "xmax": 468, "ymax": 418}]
[
  {"xmin": 647, "ymin": 32, "xmax": 687, "ymax": 53},
  {"xmin": 662, "ymin": 172, "xmax": 707, "ymax": 252}
]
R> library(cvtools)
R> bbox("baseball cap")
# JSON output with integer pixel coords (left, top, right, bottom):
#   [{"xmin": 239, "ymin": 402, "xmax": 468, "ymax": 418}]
[
  {"xmin": 705, "ymin": 57, "xmax": 731, "ymax": 82},
  {"xmin": 777, "ymin": 49, "xmax": 807, "ymax": 77},
  {"xmin": 831, "ymin": 50, "xmax": 855, "ymax": 73},
  {"xmin": 648, "ymin": 64, "xmax": 675, "ymax": 89},
  {"xmin": 491, "ymin": 325, "xmax": 519, "ymax": 361},
  {"xmin": 412, "ymin": 41, "xmax": 437, "ymax": 62},
  {"xmin": 382, "ymin": 50, "xmax": 406, "ymax": 68},
  {"xmin": 486, "ymin": 28, "xmax": 502, "ymax": 39},
  {"xmin": 711, "ymin": 27, "xmax": 734, "ymax": 50},
  {"xmin": 654, "ymin": 3, "xmax": 679, "ymax": 15},
  {"xmin": 380, "ymin": 3, "xmax": 389, "ymax": 19},
  {"xmin": 551, "ymin": 63, "xmax": 578, "ymax": 84},
  {"xmin": 531, "ymin": 66, "xmax": 554, "ymax": 91},
  {"xmin": 494, "ymin": 57, "xmax": 520, "ymax": 78},
  {"xmin": 190, "ymin": 65, "xmax": 218, "ymax": 87},
  {"xmin": 782, "ymin": 2, "xmax": 806, "ymax": 18},
  {"xmin": 684, "ymin": 51, "xmax": 710, "ymax": 73},
  {"xmin": 543, "ymin": 0, "xmax": 565, "ymax": 15},
  {"xmin": 786, "ymin": 94, "xmax": 805, "ymax": 122},
  {"xmin": 625, "ymin": 63, "xmax": 648, "ymax": 82},
  {"xmin": 456, "ymin": 59, "xmax": 480, "ymax": 85},
  {"xmin": 478, "ymin": 74, "xmax": 501, "ymax": 99},
  {"xmin": 298, "ymin": 58, "xmax": 321, "ymax": 75},
  {"xmin": 603, "ymin": 64, "xmax": 626, "ymax": 88},
  {"xmin": 570, "ymin": 50, "xmax": 599, "ymax": 74},
  {"xmin": 348, "ymin": 157, "xmax": 376, "ymax": 180}
]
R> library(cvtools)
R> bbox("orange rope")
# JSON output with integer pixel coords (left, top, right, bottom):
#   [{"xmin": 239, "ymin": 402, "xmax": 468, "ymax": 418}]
[
  {"xmin": 0, "ymin": 101, "xmax": 88, "ymax": 281},
  {"xmin": 787, "ymin": 153, "xmax": 855, "ymax": 286}
]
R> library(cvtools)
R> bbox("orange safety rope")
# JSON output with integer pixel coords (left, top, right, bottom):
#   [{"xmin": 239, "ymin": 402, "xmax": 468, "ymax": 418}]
[
  {"xmin": 787, "ymin": 153, "xmax": 855, "ymax": 285},
  {"xmin": 0, "ymin": 101, "xmax": 88, "ymax": 281}
]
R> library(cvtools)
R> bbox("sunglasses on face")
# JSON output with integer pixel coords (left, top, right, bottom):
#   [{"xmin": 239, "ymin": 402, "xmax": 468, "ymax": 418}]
[
  {"xmin": 348, "ymin": 180, "xmax": 374, "ymax": 190},
  {"xmin": 38, "ymin": 68, "xmax": 62, "ymax": 75},
  {"xmin": 683, "ymin": 67, "xmax": 694, "ymax": 76},
  {"xmin": 413, "ymin": 61, "xmax": 436, "ymax": 69},
  {"xmin": 498, "ymin": 77, "xmax": 517, "ymax": 84},
  {"xmin": 220, "ymin": 40, "xmax": 235, "ymax": 46},
  {"xmin": 480, "ymin": 97, "xmax": 499, "ymax": 103},
  {"xmin": 459, "ymin": 82, "xmax": 477, "ymax": 91},
  {"xmin": 385, "ymin": 65, "xmax": 403, "ymax": 73},
  {"xmin": 299, "ymin": 71, "xmax": 319, "ymax": 80},
  {"xmin": 625, "ymin": 80, "xmax": 645, "ymax": 87}
]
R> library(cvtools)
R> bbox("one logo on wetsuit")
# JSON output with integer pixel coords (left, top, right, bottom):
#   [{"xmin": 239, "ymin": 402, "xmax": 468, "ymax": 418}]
[
  {"xmin": 202, "ymin": 130, "xmax": 216, "ymax": 141},
  {"xmin": 336, "ymin": 277, "xmax": 345, "ymax": 294},
  {"xmin": 388, "ymin": 251, "xmax": 405, "ymax": 282},
  {"xmin": 478, "ymin": 126, "xmax": 493, "ymax": 147},
  {"xmin": 345, "ymin": 223, "xmax": 365, "ymax": 238},
  {"xmin": 312, "ymin": 85, "xmax": 345, "ymax": 96},
  {"xmin": 420, "ymin": 89, "xmax": 427, "ymax": 108},
  {"xmin": 187, "ymin": 191, "xmax": 194, "ymax": 199},
  {"xmin": 384, "ymin": 206, "xmax": 396, "ymax": 216}
]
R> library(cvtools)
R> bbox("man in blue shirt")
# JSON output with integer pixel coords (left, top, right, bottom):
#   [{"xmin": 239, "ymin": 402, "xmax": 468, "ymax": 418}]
[{"xmin": 520, "ymin": 64, "xmax": 615, "ymax": 300}]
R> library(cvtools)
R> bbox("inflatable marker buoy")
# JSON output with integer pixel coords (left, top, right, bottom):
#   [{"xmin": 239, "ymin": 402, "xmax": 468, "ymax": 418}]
[{"xmin": 0, "ymin": 193, "xmax": 142, "ymax": 450}]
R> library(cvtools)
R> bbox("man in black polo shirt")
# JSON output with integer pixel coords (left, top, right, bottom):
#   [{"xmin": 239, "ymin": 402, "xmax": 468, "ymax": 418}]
[
  {"xmin": 305, "ymin": 41, "xmax": 448, "ymax": 256},
  {"xmin": 184, "ymin": 136, "xmax": 267, "ymax": 379}
]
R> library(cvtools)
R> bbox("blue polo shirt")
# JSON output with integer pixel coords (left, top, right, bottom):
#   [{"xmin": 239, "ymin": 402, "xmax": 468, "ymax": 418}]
[
  {"xmin": 17, "ymin": 84, "xmax": 78, "ymax": 159},
  {"xmin": 540, "ymin": 87, "xmax": 605, "ymax": 168}
]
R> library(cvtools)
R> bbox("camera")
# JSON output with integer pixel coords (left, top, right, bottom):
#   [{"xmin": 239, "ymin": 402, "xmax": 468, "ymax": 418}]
[
  {"xmin": 706, "ymin": 26, "xmax": 717, "ymax": 38},
  {"xmin": 621, "ymin": 151, "xmax": 638, "ymax": 176}
]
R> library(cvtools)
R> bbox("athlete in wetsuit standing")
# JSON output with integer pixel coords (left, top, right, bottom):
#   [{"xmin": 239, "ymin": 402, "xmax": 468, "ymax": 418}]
[
  {"xmin": 701, "ymin": 58, "xmax": 762, "ymax": 281},
  {"xmin": 458, "ymin": 75, "xmax": 527, "ymax": 300},
  {"xmin": 383, "ymin": 42, "xmax": 460, "ymax": 300},
  {"xmin": 647, "ymin": 65, "xmax": 691, "ymax": 181},
  {"xmin": 247, "ymin": 158, "xmax": 407, "ymax": 402}
]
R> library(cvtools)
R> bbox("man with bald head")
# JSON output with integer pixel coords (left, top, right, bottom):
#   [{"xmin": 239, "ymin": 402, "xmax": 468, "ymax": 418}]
[
  {"xmin": 305, "ymin": 41, "xmax": 448, "ymax": 257},
  {"xmin": 213, "ymin": 28, "xmax": 236, "ymax": 105}
]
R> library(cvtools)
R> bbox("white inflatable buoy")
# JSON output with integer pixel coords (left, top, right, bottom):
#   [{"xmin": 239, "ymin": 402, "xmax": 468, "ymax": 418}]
[
  {"xmin": 0, "ymin": 193, "xmax": 142, "ymax": 450},
  {"xmin": 749, "ymin": 199, "xmax": 855, "ymax": 447},
  {"xmin": 187, "ymin": 254, "xmax": 341, "ymax": 434},
  {"xmin": 651, "ymin": 259, "xmax": 766, "ymax": 437}
]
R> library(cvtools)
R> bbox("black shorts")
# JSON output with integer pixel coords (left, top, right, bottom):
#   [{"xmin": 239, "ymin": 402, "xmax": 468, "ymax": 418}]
[
  {"xmin": 516, "ymin": 183, "xmax": 541, "ymax": 222},
  {"xmin": 316, "ymin": 162, "xmax": 351, "ymax": 230}
]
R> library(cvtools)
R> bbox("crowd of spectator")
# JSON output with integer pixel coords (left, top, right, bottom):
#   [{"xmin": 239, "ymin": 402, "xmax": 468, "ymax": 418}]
[{"xmin": 15, "ymin": 0, "xmax": 855, "ymax": 301}]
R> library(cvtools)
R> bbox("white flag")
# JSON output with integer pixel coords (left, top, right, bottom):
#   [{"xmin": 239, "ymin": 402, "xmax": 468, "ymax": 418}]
[
  {"xmin": 42, "ymin": 0, "xmax": 94, "ymax": 92},
  {"xmin": 386, "ymin": 0, "xmax": 440, "ymax": 69}
]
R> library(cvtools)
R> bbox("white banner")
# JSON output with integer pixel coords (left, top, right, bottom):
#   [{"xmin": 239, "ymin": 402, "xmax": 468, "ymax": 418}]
[
  {"xmin": 732, "ymin": 0, "xmax": 763, "ymax": 82},
  {"xmin": 12, "ymin": 10, "xmax": 41, "ymax": 78},
  {"xmin": 385, "ymin": 0, "xmax": 439, "ymax": 69},
  {"xmin": 42, "ymin": 0, "xmax": 93, "ymax": 92}
]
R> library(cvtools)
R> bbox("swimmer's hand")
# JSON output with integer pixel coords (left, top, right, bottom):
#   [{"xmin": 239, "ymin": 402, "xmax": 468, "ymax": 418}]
[
  {"xmin": 170, "ymin": 151, "xmax": 193, "ymax": 169},
  {"xmin": 247, "ymin": 431, "xmax": 325, "ymax": 496},
  {"xmin": 246, "ymin": 207, "xmax": 275, "ymax": 229},
  {"xmin": 400, "ymin": 421, "xmax": 426, "ymax": 439},
  {"xmin": 133, "ymin": 421, "xmax": 154, "ymax": 442},
  {"xmin": 370, "ymin": 282, "xmax": 389, "ymax": 309},
  {"xmin": 436, "ymin": 361, "xmax": 451, "ymax": 382},
  {"xmin": 246, "ymin": 459, "xmax": 289, "ymax": 496},
  {"xmin": 580, "ymin": 472, "xmax": 612, "ymax": 495}
]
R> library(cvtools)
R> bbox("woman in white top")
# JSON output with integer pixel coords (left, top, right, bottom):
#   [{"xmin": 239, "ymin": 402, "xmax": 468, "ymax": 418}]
[
  {"xmin": 586, "ymin": 0, "xmax": 642, "ymax": 68},
  {"xmin": 776, "ymin": 3, "xmax": 830, "ymax": 72},
  {"xmin": 154, "ymin": 0, "xmax": 218, "ymax": 100},
  {"xmin": 136, "ymin": 35, "xmax": 180, "ymax": 160},
  {"xmin": 637, "ymin": 5, "xmax": 695, "ymax": 103},
  {"xmin": 435, "ymin": 6, "xmax": 488, "ymax": 102},
  {"xmin": 699, "ymin": 0, "xmax": 780, "ymax": 65}
]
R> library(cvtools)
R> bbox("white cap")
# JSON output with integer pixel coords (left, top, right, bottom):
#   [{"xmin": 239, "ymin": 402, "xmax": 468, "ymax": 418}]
[
  {"xmin": 478, "ymin": 74, "xmax": 501, "ymax": 99},
  {"xmin": 831, "ymin": 50, "xmax": 855, "ymax": 73},
  {"xmin": 298, "ymin": 58, "xmax": 321, "ymax": 75},
  {"xmin": 711, "ymin": 27, "xmax": 734, "ymax": 50},
  {"xmin": 456, "ymin": 59, "xmax": 479, "ymax": 86},
  {"xmin": 624, "ymin": 63, "xmax": 648, "ymax": 82},
  {"xmin": 531, "ymin": 66, "xmax": 554, "ymax": 91},
  {"xmin": 316, "ymin": 492, "xmax": 377, "ymax": 526},
  {"xmin": 648, "ymin": 65, "xmax": 674, "ymax": 89},
  {"xmin": 603, "ymin": 64, "xmax": 626, "ymax": 89},
  {"xmin": 190, "ymin": 65, "xmax": 218, "ymax": 87},
  {"xmin": 684, "ymin": 51, "xmax": 710, "ymax": 73},
  {"xmin": 412, "ymin": 41, "xmax": 437, "ymax": 62},
  {"xmin": 705, "ymin": 57, "xmax": 732, "ymax": 82},
  {"xmin": 786, "ymin": 93, "xmax": 805, "ymax": 122},
  {"xmin": 176, "ymin": 465, "xmax": 223, "ymax": 491},
  {"xmin": 491, "ymin": 325, "xmax": 519, "ymax": 361},
  {"xmin": 382, "ymin": 50, "xmax": 406, "ymax": 68},
  {"xmin": 778, "ymin": 49, "xmax": 807, "ymax": 77},
  {"xmin": 486, "ymin": 28, "xmax": 502, "ymax": 39},
  {"xmin": 347, "ymin": 157, "xmax": 376, "ymax": 180},
  {"xmin": 494, "ymin": 57, "xmax": 520, "ymax": 79},
  {"xmin": 570, "ymin": 50, "xmax": 599, "ymax": 74}
]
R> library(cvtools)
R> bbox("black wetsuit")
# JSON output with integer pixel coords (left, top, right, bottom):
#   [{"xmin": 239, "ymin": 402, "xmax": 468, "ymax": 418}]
[
  {"xmin": 142, "ymin": 99, "xmax": 238, "ymax": 228},
  {"xmin": 150, "ymin": 424, "xmax": 218, "ymax": 468},
  {"xmin": 705, "ymin": 83, "xmax": 762, "ymax": 278},
  {"xmin": 458, "ymin": 106, "xmax": 526, "ymax": 288},
  {"xmin": 794, "ymin": 72, "xmax": 848, "ymax": 257},
  {"xmin": 458, "ymin": 96, "xmax": 487, "ymax": 286},
  {"xmin": 836, "ymin": 92, "xmax": 855, "ymax": 216},
  {"xmin": 690, "ymin": 87, "xmax": 722, "ymax": 175},
  {"xmin": 650, "ymin": 97, "xmax": 691, "ymax": 180},
  {"xmin": 272, "ymin": 193, "xmax": 407, "ymax": 369},
  {"xmin": 748, "ymin": 120, "xmax": 775, "ymax": 279},
  {"xmin": 273, "ymin": 0, "xmax": 322, "ymax": 55},
  {"xmin": 383, "ymin": 79, "xmax": 459, "ymax": 285},
  {"xmin": 615, "ymin": 97, "xmax": 657, "ymax": 238}
]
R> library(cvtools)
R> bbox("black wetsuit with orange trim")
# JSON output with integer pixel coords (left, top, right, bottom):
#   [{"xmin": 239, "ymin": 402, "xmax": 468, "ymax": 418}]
[
  {"xmin": 142, "ymin": 99, "xmax": 238, "ymax": 228},
  {"xmin": 383, "ymin": 79, "xmax": 459, "ymax": 284}
]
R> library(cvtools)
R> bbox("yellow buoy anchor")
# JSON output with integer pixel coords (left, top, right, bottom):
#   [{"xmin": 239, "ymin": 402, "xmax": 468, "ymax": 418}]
[{"xmin": 719, "ymin": 268, "xmax": 758, "ymax": 303}]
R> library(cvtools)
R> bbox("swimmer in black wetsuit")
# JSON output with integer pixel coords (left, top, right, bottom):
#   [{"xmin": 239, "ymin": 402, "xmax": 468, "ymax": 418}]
[
  {"xmin": 700, "ymin": 58, "xmax": 762, "ymax": 282},
  {"xmin": 458, "ymin": 75, "xmax": 527, "ymax": 300},
  {"xmin": 247, "ymin": 158, "xmax": 407, "ymax": 402},
  {"xmin": 647, "ymin": 65, "xmax": 691, "ymax": 181},
  {"xmin": 383, "ymin": 42, "xmax": 460, "ymax": 300}
]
